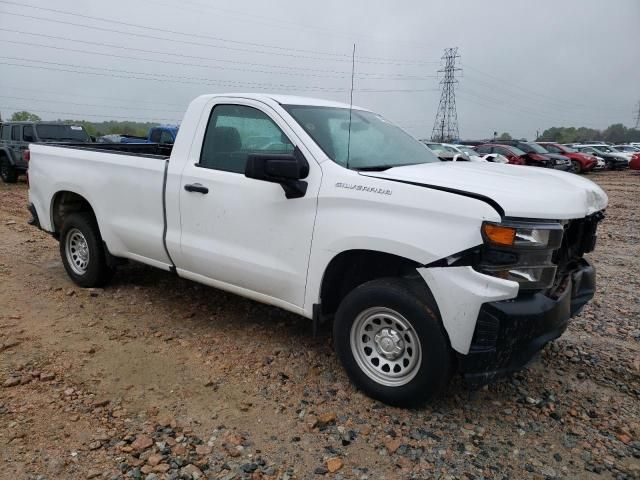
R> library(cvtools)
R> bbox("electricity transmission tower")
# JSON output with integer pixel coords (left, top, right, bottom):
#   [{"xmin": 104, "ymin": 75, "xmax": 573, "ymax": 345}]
[
  {"xmin": 634, "ymin": 101, "xmax": 640, "ymax": 129},
  {"xmin": 431, "ymin": 47, "xmax": 462, "ymax": 142}
]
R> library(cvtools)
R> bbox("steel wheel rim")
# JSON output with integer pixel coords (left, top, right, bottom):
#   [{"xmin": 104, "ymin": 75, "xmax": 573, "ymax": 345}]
[
  {"xmin": 350, "ymin": 307, "xmax": 422, "ymax": 387},
  {"xmin": 572, "ymin": 161, "xmax": 580, "ymax": 173},
  {"xmin": 65, "ymin": 228, "xmax": 90, "ymax": 275}
]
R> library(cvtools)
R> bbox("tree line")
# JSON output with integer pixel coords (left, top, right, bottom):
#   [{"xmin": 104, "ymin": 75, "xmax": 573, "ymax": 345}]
[{"xmin": 538, "ymin": 124, "xmax": 640, "ymax": 144}]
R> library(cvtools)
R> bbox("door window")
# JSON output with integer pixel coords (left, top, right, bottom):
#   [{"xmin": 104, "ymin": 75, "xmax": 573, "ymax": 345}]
[
  {"xmin": 0, "ymin": 125, "xmax": 10, "ymax": 141},
  {"xmin": 23, "ymin": 125, "xmax": 35, "ymax": 142},
  {"xmin": 149, "ymin": 129, "xmax": 162, "ymax": 143},
  {"xmin": 159, "ymin": 130, "xmax": 174, "ymax": 144},
  {"xmin": 11, "ymin": 125, "xmax": 21, "ymax": 141},
  {"xmin": 199, "ymin": 104, "xmax": 294, "ymax": 174}
]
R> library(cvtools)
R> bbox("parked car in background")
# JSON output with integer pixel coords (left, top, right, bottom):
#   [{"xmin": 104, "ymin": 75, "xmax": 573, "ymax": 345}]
[
  {"xmin": 0, "ymin": 121, "xmax": 92, "ymax": 183},
  {"xmin": 442, "ymin": 144, "xmax": 486, "ymax": 162},
  {"xmin": 421, "ymin": 142, "xmax": 470, "ymax": 161},
  {"xmin": 120, "ymin": 125, "xmax": 179, "ymax": 145},
  {"xmin": 498, "ymin": 140, "xmax": 572, "ymax": 171},
  {"xmin": 475, "ymin": 144, "xmax": 528, "ymax": 165},
  {"xmin": 537, "ymin": 142, "xmax": 597, "ymax": 173},
  {"xmin": 573, "ymin": 145, "xmax": 628, "ymax": 170},
  {"xmin": 630, "ymin": 155, "xmax": 640, "ymax": 170},
  {"xmin": 615, "ymin": 145, "xmax": 640, "ymax": 153},
  {"xmin": 481, "ymin": 153, "xmax": 510, "ymax": 163}
]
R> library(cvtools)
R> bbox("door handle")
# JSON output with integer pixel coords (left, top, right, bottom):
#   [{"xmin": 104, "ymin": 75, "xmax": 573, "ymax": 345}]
[{"xmin": 184, "ymin": 183, "xmax": 209, "ymax": 194}]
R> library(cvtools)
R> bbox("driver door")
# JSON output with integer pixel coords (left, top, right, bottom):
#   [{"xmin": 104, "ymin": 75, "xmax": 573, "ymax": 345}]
[{"xmin": 175, "ymin": 99, "xmax": 321, "ymax": 310}]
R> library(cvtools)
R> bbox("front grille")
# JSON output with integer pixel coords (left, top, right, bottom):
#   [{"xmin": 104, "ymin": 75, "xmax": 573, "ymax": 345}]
[{"xmin": 549, "ymin": 211, "xmax": 604, "ymax": 295}]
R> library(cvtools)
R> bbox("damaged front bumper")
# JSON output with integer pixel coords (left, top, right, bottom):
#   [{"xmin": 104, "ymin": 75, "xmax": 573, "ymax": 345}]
[{"xmin": 458, "ymin": 259, "xmax": 595, "ymax": 386}]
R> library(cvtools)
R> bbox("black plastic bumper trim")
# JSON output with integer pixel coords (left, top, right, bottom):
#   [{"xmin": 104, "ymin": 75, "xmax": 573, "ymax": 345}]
[{"xmin": 459, "ymin": 259, "xmax": 595, "ymax": 386}]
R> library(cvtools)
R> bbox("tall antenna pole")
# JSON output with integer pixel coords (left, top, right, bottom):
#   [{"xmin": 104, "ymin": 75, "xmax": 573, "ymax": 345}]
[
  {"xmin": 634, "ymin": 100, "xmax": 640, "ymax": 129},
  {"xmin": 346, "ymin": 43, "xmax": 356, "ymax": 170},
  {"xmin": 431, "ymin": 47, "xmax": 461, "ymax": 142}
]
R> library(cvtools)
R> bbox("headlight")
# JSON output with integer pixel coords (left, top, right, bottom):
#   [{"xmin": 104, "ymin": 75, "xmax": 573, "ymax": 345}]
[{"xmin": 479, "ymin": 221, "xmax": 564, "ymax": 290}]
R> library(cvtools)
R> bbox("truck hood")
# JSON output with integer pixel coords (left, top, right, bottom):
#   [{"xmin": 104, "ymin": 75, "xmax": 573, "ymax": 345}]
[{"xmin": 362, "ymin": 162, "xmax": 608, "ymax": 219}]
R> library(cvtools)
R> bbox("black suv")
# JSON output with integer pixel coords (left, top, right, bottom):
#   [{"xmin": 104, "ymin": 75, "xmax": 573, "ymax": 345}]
[
  {"xmin": 496, "ymin": 140, "xmax": 572, "ymax": 171},
  {"xmin": 0, "ymin": 122, "xmax": 91, "ymax": 183}
]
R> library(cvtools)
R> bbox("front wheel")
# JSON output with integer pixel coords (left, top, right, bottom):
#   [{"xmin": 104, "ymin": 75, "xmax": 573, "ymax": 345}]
[
  {"xmin": 59, "ymin": 213, "xmax": 114, "ymax": 287},
  {"xmin": 0, "ymin": 157, "xmax": 18, "ymax": 183},
  {"xmin": 333, "ymin": 278, "xmax": 452, "ymax": 407}
]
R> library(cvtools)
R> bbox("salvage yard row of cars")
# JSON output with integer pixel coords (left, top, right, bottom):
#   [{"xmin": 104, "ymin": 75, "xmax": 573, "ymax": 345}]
[
  {"xmin": 422, "ymin": 139, "xmax": 640, "ymax": 173},
  {"xmin": 1, "ymin": 118, "xmax": 639, "ymax": 183}
]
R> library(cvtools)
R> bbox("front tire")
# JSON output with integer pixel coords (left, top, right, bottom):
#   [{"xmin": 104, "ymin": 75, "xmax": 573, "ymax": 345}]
[
  {"xmin": 0, "ymin": 157, "xmax": 18, "ymax": 183},
  {"xmin": 59, "ymin": 213, "xmax": 114, "ymax": 287},
  {"xmin": 333, "ymin": 278, "xmax": 452, "ymax": 407}
]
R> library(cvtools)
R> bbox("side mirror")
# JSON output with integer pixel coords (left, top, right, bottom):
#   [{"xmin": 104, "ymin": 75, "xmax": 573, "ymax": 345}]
[{"xmin": 245, "ymin": 147, "xmax": 309, "ymax": 199}]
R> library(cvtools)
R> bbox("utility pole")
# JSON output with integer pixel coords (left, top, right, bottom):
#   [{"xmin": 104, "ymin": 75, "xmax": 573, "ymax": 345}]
[
  {"xmin": 634, "ymin": 101, "xmax": 640, "ymax": 129},
  {"xmin": 431, "ymin": 47, "xmax": 461, "ymax": 142}
]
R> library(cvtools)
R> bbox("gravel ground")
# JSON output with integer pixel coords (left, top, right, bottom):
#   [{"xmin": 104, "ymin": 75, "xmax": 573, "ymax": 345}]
[{"xmin": 1, "ymin": 171, "xmax": 638, "ymax": 480}]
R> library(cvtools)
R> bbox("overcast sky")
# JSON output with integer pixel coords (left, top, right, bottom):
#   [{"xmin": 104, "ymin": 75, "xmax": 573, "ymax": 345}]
[{"xmin": 0, "ymin": 0, "xmax": 639, "ymax": 140}]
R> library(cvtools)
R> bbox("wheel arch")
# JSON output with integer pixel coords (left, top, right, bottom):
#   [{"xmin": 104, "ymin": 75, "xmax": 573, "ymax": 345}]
[
  {"xmin": 50, "ymin": 190, "xmax": 98, "ymax": 236},
  {"xmin": 0, "ymin": 147, "xmax": 15, "ymax": 165},
  {"xmin": 318, "ymin": 249, "xmax": 425, "ymax": 318}
]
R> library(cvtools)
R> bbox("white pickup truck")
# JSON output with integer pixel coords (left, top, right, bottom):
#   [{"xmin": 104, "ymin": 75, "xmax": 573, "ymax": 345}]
[{"xmin": 28, "ymin": 94, "xmax": 608, "ymax": 406}]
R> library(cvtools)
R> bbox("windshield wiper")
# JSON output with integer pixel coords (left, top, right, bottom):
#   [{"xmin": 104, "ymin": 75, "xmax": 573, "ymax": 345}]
[
  {"xmin": 354, "ymin": 165, "xmax": 395, "ymax": 171},
  {"xmin": 354, "ymin": 162, "xmax": 422, "ymax": 172}
]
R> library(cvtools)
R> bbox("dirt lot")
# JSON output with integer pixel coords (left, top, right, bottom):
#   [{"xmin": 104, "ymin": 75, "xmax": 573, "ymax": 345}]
[{"xmin": 1, "ymin": 171, "xmax": 639, "ymax": 480}]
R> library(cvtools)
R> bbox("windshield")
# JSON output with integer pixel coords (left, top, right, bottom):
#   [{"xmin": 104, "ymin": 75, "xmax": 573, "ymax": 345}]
[
  {"xmin": 283, "ymin": 105, "xmax": 439, "ymax": 170},
  {"xmin": 593, "ymin": 145, "xmax": 613, "ymax": 152},
  {"xmin": 456, "ymin": 146, "xmax": 477, "ymax": 155},
  {"xmin": 520, "ymin": 142, "xmax": 549, "ymax": 154},
  {"xmin": 35, "ymin": 124, "xmax": 91, "ymax": 142},
  {"xmin": 506, "ymin": 146, "xmax": 527, "ymax": 156},
  {"xmin": 424, "ymin": 143, "xmax": 448, "ymax": 152}
]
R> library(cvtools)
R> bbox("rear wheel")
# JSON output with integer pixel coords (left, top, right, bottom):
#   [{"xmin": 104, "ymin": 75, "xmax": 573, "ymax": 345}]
[
  {"xmin": 333, "ymin": 278, "xmax": 452, "ymax": 407},
  {"xmin": 571, "ymin": 160, "xmax": 582, "ymax": 174},
  {"xmin": 0, "ymin": 157, "xmax": 18, "ymax": 183},
  {"xmin": 59, "ymin": 212, "xmax": 114, "ymax": 287}
]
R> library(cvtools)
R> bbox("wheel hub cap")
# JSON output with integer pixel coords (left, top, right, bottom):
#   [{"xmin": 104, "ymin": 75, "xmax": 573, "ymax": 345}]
[
  {"xmin": 374, "ymin": 327, "xmax": 404, "ymax": 359},
  {"xmin": 65, "ymin": 228, "xmax": 90, "ymax": 275},
  {"xmin": 349, "ymin": 307, "xmax": 422, "ymax": 387}
]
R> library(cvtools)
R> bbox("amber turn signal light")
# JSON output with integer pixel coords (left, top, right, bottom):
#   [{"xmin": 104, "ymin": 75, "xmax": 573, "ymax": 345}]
[{"xmin": 482, "ymin": 223, "xmax": 516, "ymax": 246}]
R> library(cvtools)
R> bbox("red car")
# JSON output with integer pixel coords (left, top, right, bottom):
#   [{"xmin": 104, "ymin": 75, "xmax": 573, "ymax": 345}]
[
  {"xmin": 630, "ymin": 153, "xmax": 640, "ymax": 170},
  {"xmin": 475, "ymin": 144, "xmax": 527, "ymax": 165},
  {"xmin": 537, "ymin": 143, "xmax": 598, "ymax": 173}
]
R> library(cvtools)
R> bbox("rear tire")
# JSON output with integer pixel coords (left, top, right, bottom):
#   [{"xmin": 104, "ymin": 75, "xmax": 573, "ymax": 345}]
[
  {"xmin": 59, "ymin": 212, "xmax": 114, "ymax": 287},
  {"xmin": 0, "ymin": 157, "xmax": 18, "ymax": 183},
  {"xmin": 333, "ymin": 277, "xmax": 452, "ymax": 407},
  {"xmin": 571, "ymin": 160, "xmax": 582, "ymax": 174}
]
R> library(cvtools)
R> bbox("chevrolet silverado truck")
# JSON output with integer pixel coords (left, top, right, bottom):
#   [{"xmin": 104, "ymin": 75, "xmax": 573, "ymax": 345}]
[{"xmin": 27, "ymin": 94, "xmax": 608, "ymax": 406}]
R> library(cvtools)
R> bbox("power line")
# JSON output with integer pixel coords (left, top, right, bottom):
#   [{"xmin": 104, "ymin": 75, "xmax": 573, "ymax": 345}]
[
  {"xmin": 431, "ymin": 48, "xmax": 461, "ymax": 142},
  {"xmin": 0, "ymin": 85, "xmax": 186, "ymax": 108},
  {"xmin": 0, "ymin": 94, "xmax": 185, "ymax": 113},
  {"xmin": 0, "ymin": 1, "xmax": 438, "ymax": 66},
  {"xmin": 462, "ymin": 63, "xmax": 628, "ymax": 113},
  {"xmin": 147, "ymin": 0, "xmax": 439, "ymax": 52},
  {"xmin": 0, "ymin": 104, "xmax": 180, "ymax": 122},
  {"xmin": 0, "ymin": 56, "xmax": 352, "ymax": 92},
  {"xmin": 0, "ymin": 60, "xmax": 439, "ymax": 94},
  {"xmin": 0, "ymin": 32, "xmax": 438, "ymax": 81}
]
